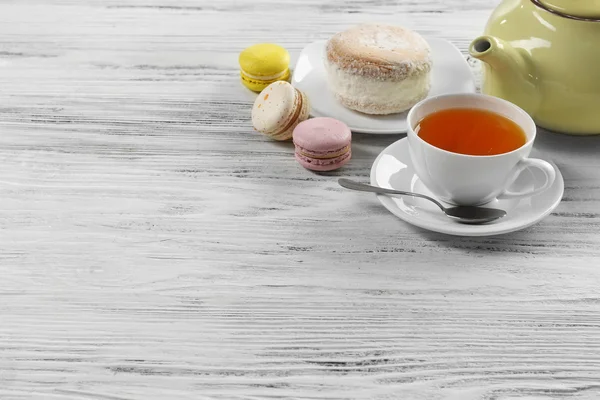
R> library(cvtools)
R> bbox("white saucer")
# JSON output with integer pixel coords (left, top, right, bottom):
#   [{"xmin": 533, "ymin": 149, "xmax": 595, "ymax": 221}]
[
  {"xmin": 291, "ymin": 38, "xmax": 476, "ymax": 134},
  {"xmin": 370, "ymin": 138, "xmax": 565, "ymax": 236}
]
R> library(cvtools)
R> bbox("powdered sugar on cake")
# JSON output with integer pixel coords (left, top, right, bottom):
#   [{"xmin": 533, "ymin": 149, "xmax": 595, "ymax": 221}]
[{"xmin": 358, "ymin": 28, "xmax": 427, "ymax": 54}]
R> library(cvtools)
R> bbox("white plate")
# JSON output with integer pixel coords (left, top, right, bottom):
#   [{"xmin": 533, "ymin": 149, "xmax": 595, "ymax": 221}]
[
  {"xmin": 292, "ymin": 38, "xmax": 476, "ymax": 134},
  {"xmin": 370, "ymin": 138, "xmax": 565, "ymax": 236}
]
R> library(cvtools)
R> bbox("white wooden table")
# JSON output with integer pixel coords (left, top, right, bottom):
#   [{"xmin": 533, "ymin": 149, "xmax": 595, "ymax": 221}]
[{"xmin": 1, "ymin": 1, "xmax": 600, "ymax": 399}]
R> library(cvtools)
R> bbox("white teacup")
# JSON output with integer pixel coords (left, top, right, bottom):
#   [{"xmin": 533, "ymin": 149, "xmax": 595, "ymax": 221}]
[{"xmin": 407, "ymin": 93, "xmax": 556, "ymax": 206}]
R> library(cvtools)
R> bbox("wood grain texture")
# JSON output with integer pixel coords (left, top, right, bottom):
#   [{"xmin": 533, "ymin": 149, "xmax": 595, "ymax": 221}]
[{"xmin": 1, "ymin": 1, "xmax": 600, "ymax": 399}]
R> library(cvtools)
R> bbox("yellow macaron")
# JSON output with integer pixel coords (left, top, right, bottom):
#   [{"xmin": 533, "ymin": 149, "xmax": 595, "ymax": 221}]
[{"xmin": 239, "ymin": 43, "xmax": 290, "ymax": 92}]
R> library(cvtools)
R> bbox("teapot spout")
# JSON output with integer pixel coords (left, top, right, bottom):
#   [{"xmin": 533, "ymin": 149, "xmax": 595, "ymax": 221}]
[
  {"xmin": 469, "ymin": 36, "xmax": 540, "ymax": 116},
  {"xmin": 469, "ymin": 35, "xmax": 530, "ymax": 74}
]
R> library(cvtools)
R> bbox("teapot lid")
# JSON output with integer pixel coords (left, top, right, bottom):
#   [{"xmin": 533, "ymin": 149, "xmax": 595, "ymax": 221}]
[{"xmin": 535, "ymin": 0, "xmax": 600, "ymax": 20}]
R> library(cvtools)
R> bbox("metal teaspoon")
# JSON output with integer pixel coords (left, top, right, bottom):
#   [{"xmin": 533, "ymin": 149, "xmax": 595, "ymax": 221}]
[{"xmin": 338, "ymin": 178, "xmax": 507, "ymax": 224}]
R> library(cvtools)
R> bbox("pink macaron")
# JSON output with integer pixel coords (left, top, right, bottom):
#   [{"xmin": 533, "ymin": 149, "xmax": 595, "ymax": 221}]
[{"xmin": 293, "ymin": 117, "xmax": 352, "ymax": 171}]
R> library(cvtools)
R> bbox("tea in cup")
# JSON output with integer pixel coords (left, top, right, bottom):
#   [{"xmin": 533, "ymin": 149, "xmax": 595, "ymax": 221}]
[{"xmin": 407, "ymin": 93, "xmax": 556, "ymax": 206}]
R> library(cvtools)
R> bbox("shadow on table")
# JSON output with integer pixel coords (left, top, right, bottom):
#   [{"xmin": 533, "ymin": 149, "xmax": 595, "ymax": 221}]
[
  {"xmin": 350, "ymin": 132, "xmax": 402, "ymax": 159},
  {"xmin": 414, "ymin": 226, "xmax": 538, "ymax": 249},
  {"xmin": 535, "ymin": 127, "xmax": 600, "ymax": 156}
]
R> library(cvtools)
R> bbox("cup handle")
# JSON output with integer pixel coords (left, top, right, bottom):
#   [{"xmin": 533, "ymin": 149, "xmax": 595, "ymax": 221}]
[{"xmin": 497, "ymin": 158, "xmax": 556, "ymax": 200}]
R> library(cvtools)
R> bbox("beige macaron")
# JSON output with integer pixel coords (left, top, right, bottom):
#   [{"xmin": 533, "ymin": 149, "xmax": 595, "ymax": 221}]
[{"xmin": 251, "ymin": 81, "xmax": 310, "ymax": 141}]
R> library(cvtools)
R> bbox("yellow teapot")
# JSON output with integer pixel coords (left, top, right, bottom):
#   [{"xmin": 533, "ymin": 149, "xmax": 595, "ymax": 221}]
[{"xmin": 469, "ymin": 0, "xmax": 600, "ymax": 135}]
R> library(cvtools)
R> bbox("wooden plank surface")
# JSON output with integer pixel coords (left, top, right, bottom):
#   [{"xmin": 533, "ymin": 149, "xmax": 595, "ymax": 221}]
[{"xmin": 1, "ymin": 1, "xmax": 600, "ymax": 399}]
